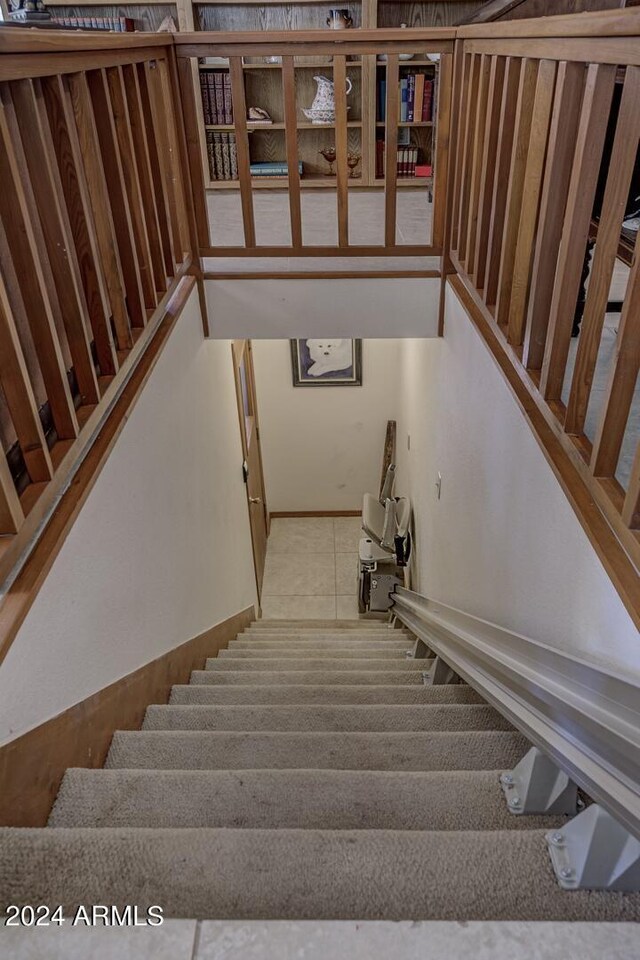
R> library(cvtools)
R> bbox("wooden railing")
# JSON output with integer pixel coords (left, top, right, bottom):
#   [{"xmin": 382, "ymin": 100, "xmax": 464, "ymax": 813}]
[
  {"xmin": 447, "ymin": 10, "xmax": 640, "ymax": 593},
  {"xmin": 173, "ymin": 29, "xmax": 455, "ymax": 257},
  {"xmin": 0, "ymin": 30, "xmax": 198, "ymax": 612}
]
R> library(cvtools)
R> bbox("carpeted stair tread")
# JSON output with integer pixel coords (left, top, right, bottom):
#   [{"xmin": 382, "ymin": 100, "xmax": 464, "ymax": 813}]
[
  {"xmin": 241, "ymin": 632, "xmax": 409, "ymax": 642},
  {"xmin": 218, "ymin": 649, "xmax": 411, "ymax": 660},
  {"xmin": 48, "ymin": 769, "xmax": 565, "ymax": 831},
  {"xmin": 204, "ymin": 658, "xmax": 430, "ymax": 672},
  {"xmin": 141, "ymin": 703, "xmax": 511, "ymax": 732},
  {"xmin": 106, "ymin": 730, "xmax": 530, "ymax": 771},
  {"xmin": 2, "ymin": 827, "xmax": 639, "ymax": 920},
  {"xmin": 250, "ymin": 619, "xmax": 390, "ymax": 628},
  {"xmin": 229, "ymin": 639, "xmax": 413, "ymax": 649},
  {"xmin": 169, "ymin": 684, "xmax": 485, "ymax": 705},
  {"xmin": 190, "ymin": 669, "xmax": 427, "ymax": 686}
]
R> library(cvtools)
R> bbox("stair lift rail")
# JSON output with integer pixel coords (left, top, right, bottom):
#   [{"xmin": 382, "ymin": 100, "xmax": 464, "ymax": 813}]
[{"xmin": 392, "ymin": 586, "xmax": 640, "ymax": 843}]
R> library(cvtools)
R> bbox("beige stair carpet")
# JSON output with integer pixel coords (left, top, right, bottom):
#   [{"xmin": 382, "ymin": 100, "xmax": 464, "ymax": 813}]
[{"xmin": 1, "ymin": 618, "xmax": 638, "ymax": 922}]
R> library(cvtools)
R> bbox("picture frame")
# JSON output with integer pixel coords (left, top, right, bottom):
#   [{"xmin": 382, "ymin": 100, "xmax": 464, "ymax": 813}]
[{"xmin": 290, "ymin": 339, "xmax": 362, "ymax": 387}]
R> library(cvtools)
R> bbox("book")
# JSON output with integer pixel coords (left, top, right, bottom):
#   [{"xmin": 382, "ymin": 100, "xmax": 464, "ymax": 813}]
[
  {"xmin": 414, "ymin": 74, "xmax": 425, "ymax": 125},
  {"xmin": 223, "ymin": 73, "xmax": 233, "ymax": 125},
  {"xmin": 229, "ymin": 133, "xmax": 238, "ymax": 180},
  {"xmin": 416, "ymin": 164, "xmax": 433, "ymax": 179},
  {"xmin": 206, "ymin": 72, "xmax": 217, "ymax": 124},
  {"xmin": 200, "ymin": 72, "xmax": 211, "ymax": 125},
  {"xmin": 407, "ymin": 75, "xmax": 415, "ymax": 123},
  {"xmin": 214, "ymin": 73, "xmax": 225, "ymax": 128},
  {"xmin": 213, "ymin": 131, "xmax": 224, "ymax": 180},
  {"xmin": 422, "ymin": 80, "xmax": 433, "ymax": 122},
  {"xmin": 400, "ymin": 78, "xmax": 408, "ymax": 123},
  {"xmin": 250, "ymin": 161, "xmax": 304, "ymax": 177},
  {"xmin": 221, "ymin": 132, "xmax": 231, "ymax": 181},
  {"xmin": 377, "ymin": 80, "xmax": 387, "ymax": 122},
  {"xmin": 52, "ymin": 15, "xmax": 135, "ymax": 30}
]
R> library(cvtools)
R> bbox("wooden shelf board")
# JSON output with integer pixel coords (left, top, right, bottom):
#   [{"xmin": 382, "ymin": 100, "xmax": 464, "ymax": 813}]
[
  {"xmin": 207, "ymin": 176, "xmax": 369, "ymax": 190},
  {"xmin": 199, "ymin": 61, "xmax": 363, "ymax": 71},
  {"xmin": 205, "ymin": 122, "xmax": 362, "ymax": 130},
  {"xmin": 376, "ymin": 59, "xmax": 438, "ymax": 67}
]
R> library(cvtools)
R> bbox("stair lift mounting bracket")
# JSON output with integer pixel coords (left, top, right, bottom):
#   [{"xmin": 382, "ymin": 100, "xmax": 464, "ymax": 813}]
[
  {"xmin": 546, "ymin": 803, "xmax": 640, "ymax": 891},
  {"xmin": 500, "ymin": 747, "xmax": 579, "ymax": 816}
]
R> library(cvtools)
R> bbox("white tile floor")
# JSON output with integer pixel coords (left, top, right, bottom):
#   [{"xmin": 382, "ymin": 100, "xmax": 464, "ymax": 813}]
[{"xmin": 260, "ymin": 516, "xmax": 362, "ymax": 620}]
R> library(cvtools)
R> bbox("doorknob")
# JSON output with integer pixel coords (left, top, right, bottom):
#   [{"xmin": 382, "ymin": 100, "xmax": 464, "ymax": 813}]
[{"xmin": 249, "ymin": 497, "xmax": 262, "ymax": 504}]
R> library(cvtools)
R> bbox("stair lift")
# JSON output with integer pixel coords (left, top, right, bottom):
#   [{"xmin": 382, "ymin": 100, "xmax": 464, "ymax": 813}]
[{"xmin": 358, "ymin": 464, "xmax": 411, "ymax": 613}]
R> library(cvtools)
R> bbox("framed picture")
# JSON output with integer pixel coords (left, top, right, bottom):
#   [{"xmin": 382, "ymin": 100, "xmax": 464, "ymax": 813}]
[{"xmin": 290, "ymin": 339, "xmax": 362, "ymax": 387}]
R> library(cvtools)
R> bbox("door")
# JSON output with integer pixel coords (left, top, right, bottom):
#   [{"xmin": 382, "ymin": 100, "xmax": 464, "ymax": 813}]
[{"xmin": 232, "ymin": 340, "xmax": 268, "ymax": 599}]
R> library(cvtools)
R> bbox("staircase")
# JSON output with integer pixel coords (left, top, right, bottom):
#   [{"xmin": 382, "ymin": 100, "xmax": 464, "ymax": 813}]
[{"xmin": 2, "ymin": 619, "xmax": 640, "ymax": 920}]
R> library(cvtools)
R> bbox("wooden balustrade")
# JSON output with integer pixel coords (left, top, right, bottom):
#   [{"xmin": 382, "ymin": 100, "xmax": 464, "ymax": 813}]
[
  {"xmin": 448, "ymin": 11, "xmax": 640, "ymax": 577},
  {"xmin": 0, "ymin": 32, "xmax": 195, "ymax": 590},
  {"xmin": 173, "ymin": 29, "xmax": 455, "ymax": 257}
]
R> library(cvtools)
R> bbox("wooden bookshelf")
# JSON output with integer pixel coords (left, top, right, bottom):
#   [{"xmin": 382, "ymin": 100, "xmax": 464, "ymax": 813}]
[{"xmin": 44, "ymin": 0, "xmax": 485, "ymax": 189}]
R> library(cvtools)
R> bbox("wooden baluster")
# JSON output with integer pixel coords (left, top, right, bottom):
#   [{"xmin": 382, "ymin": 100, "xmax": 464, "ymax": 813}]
[
  {"xmin": 0, "ymin": 254, "xmax": 53, "ymax": 484},
  {"xmin": 565, "ymin": 66, "xmax": 640, "ymax": 436},
  {"xmin": 495, "ymin": 58, "xmax": 539, "ymax": 330},
  {"xmin": 10, "ymin": 78, "xmax": 100, "ymax": 409},
  {"xmin": 456, "ymin": 53, "xmax": 481, "ymax": 263},
  {"xmin": 507, "ymin": 58, "xmax": 556, "ymax": 347},
  {"xmin": 384, "ymin": 54, "xmax": 399, "ymax": 249},
  {"xmin": 0, "ymin": 449, "xmax": 23, "ymax": 537},
  {"xmin": 106, "ymin": 65, "xmax": 157, "ymax": 312},
  {"xmin": 590, "ymin": 235, "xmax": 640, "ymax": 479},
  {"xmin": 622, "ymin": 441, "xmax": 640, "ymax": 528},
  {"xmin": 142, "ymin": 60, "xmax": 185, "ymax": 263},
  {"xmin": 122, "ymin": 63, "xmax": 168, "ymax": 296},
  {"xmin": 540, "ymin": 63, "xmax": 616, "ymax": 402},
  {"xmin": 0, "ymin": 86, "xmax": 78, "ymax": 442},
  {"xmin": 229, "ymin": 55, "xmax": 256, "ymax": 248},
  {"xmin": 40, "ymin": 75, "xmax": 118, "ymax": 382},
  {"xmin": 136, "ymin": 62, "xmax": 176, "ymax": 277},
  {"xmin": 450, "ymin": 51, "xmax": 471, "ymax": 254},
  {"xmin": 334, "ymin": 55, "xmax": 349, "ymax": 248},
  {"xmin": 174, "ymin": 55, "xmax": 211, "ymax": 253},
  {"xmin": 282, "ymin": 56, "xmax": 302, "ymax": 250},
  {"xmin": 87, "ymin": 69, "xmax": 146, "ymax": 330},
  {"xmin": 66, "ymin": 72, "xmax": 133, "ymax": 352},
  {"xmin": 472, "ymin": 56, "xmax": 505, "ymax": 289},
  {"xmin": 432, "ymin": 51, "xmax": 453, "ymax": 251},
  {"xmin": 523, "ymin": 61, "xmax": 585, "ymax": 372},
  {"xmin": 484, "ymin": 57, "xmax": 521, "ymax": 309},
  {"xmin": 464, "ymin": 54, "xmax": 492, "ymax": 271},
  {"xmin": 157, "ymin": 57, "xmax": 191, "ymax": 260}
]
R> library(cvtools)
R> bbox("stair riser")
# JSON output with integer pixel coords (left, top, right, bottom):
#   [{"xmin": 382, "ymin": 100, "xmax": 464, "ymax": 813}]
[
  {"xmin": 230, "ymin": 641, "xmax": 411, "ymax": 649},
  {"xmin": 190, "ymin": 671, "xmax": 427, "ymax": 686},
  {"xmin": 5, "ymin": 828, "xmax": 638, "ymax": 920},
  {"xmin": 106, "ymin": 731, "xmax": 531, "ymax": 771},
  {"xmin": 204, "ymin": 659, "xmax": 431, "ymax": 672},
  {"xmin": 241, "ymin": 633, "xmax": 408, "ymax": 641},
  {"xmin": 142, "ymin": 704, "xmax": 511, "ymax": 733},
  {"xmin": 169, "ymin": 685, "xmax": 485, "ymax": 705},
  {"xmin": 49, "ymin": 770, "xmax": 563, "ymax": 832},
  {"xmin": 219, "ymin": 650, "xmax": 412, "ymax": 660}
]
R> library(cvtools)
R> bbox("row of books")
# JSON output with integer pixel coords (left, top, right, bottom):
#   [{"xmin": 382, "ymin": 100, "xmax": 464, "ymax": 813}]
[
  {"xmin": 200, "ymin": 71, "xmax": 234, "ymax": 126},
  {"xmin": 375, "ymin": 142, "xmax": 432, "ymax": 179},
  {"xmin": 52, "ymin": 16, "xmax": 135, "ymax": 31},
  {"xmin": 250, "ymin": 162, "xmax": 304, "ymax": 179},
  {"xmin": 377, "ymin": 76, "xmax": 434, "ymax": 123},
  {"xmin": 206, "ymin": 131, "xmax": 238, "ymax": 181}
]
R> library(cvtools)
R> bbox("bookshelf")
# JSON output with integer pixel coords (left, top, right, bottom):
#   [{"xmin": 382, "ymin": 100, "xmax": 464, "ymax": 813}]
[{"xmin": 43, "ymin": 0, "xmax": 485, "ymax": 189}]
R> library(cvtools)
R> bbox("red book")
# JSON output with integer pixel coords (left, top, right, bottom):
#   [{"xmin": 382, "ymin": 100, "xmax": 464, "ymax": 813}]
[{"xmin": 422, "ymin": 80, "xmax": 433, "ymax": 122}]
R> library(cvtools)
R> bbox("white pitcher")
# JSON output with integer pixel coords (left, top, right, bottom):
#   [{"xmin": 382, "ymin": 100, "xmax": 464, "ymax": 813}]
[{"xmin": 303, "ymin": 75, "xmax": 352, "ymax": 123}]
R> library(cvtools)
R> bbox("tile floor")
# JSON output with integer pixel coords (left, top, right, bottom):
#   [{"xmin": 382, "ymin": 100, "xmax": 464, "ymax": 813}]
[{"xmin": 260, "ymin": 516, "xmax": 363, "ymax": 620}]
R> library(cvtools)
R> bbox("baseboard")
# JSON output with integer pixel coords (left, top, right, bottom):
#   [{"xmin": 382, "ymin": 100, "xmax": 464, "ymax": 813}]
[
  {"xmin": 270, "ymin": 511, "xmax": 361, "ymax": 518},
  {"xmin": 0, "ymin": 605, "xmax": 254, "ymax": 827}
]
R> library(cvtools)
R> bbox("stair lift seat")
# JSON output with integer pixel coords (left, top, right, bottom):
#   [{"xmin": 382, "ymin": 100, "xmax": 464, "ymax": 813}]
[{"xmin": 359, "ymin": 468, "xmax": 411, "ymax": 613}]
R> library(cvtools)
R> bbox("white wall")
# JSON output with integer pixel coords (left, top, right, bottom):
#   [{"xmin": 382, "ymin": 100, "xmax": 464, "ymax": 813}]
[
  {"xmin": 396, "ymin": 282, "xmax": 640, "ymax": 678},
  {"xmin": 252, "ymin": 339, "xmax": 401, "ymax": 512},
  {"xmin": 206, "ymin": 277, "xmax": 440, "ymax": 339},
  {"xmin": 0, "ymin": 289, "xmax": 257, "ymax": 744}
]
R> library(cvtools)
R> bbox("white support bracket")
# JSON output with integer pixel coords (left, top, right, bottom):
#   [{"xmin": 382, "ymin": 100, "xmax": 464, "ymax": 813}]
[
  {"xmin": 500, "ymin": 747, "xmax": 578, "ymax": 816},
  {"xmin": 546, "ymin": 804, "xmax": 640, "ymax": 891},
  {"xmin": 430, "ymin": 655, "xmax": 461, "ymax": 685}
]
